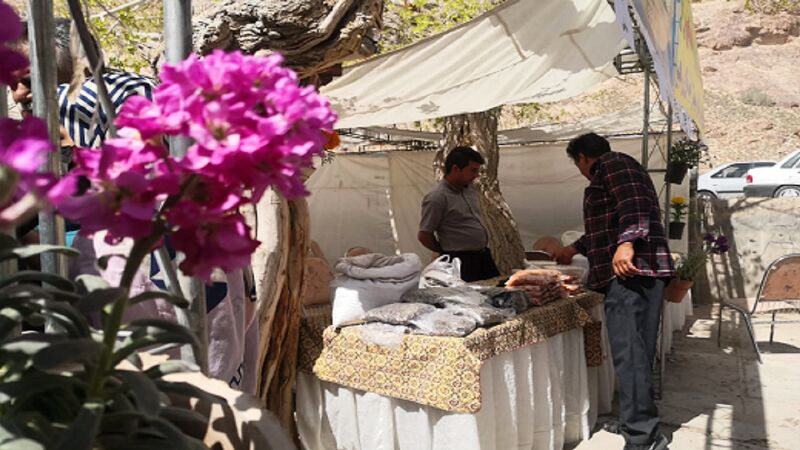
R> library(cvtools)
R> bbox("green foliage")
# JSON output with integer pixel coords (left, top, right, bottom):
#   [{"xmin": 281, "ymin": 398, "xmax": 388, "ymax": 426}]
[
  {"xmin": 675, "ymin": 250, "xmax": 707, "ymax": 280},
  {"xmin": 383, "ymin": 0, "xmax": 496, "ymax": 51},
  {"xmin": 669, "ymin": 138, "xmax": 707, "ymax": 167},
  {"xmin": 56, "ymin": 0, "xmax": 162, "ymax": 73},
  {"xmin": 740, "ymin": 87, "xmax": 776, "ymax": 107},
  {"xmin": 0, "ymin": 238, "xmax": 218, "ymax": 449}
]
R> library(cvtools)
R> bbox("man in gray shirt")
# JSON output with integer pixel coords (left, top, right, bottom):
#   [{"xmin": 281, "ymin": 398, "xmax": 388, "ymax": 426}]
[{"xmin": 418, "ymin": 146, "xmax": 500, "ymax": 282}]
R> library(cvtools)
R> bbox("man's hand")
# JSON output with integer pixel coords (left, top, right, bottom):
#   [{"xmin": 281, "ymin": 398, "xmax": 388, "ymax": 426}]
[
  {"xmin": 612, "ymin": 242, "xmax": 638, "ymax": 279},
  {"xmin": 553, "ymin": 245, "xmax": 577, "ymax": 265}
]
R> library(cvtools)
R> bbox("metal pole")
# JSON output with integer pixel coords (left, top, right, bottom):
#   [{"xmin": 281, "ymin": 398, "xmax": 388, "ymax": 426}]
[
  {"xmin": 0, "ymin": 86, "xmax": 7, "ymax": 118},
  {"xmin": 164, "ymin": 0, "xmax": 208, "ymax": 374},
  {"xmin": 28, "ymin": 0, "xmax": 66, "ymax": 277},
  {"xmin": 663, "ymin": 102, "xmax": 674, "ymax": 232},
  {"xmin": 641, "ymin": 54, "xmax": 651, "ymax": 169}
]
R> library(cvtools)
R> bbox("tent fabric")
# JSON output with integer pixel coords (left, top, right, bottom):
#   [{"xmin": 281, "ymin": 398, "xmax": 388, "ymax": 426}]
[
  {"xmin": 307, "ymin": 136, "xmax": 681, "ymax": 267},
  {"xmin": 321, "ymin": 0, "xmax": 626, "ymax": 129}
]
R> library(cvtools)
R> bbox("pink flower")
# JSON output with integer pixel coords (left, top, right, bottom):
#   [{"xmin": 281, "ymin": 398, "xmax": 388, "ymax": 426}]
[
  {"xmin": 0, "ymin": 2, "xmax": 26, "ymax": 86},
  {"xmin": 171, "ymin": 214, "xmax": 259, "ymax": 281}
]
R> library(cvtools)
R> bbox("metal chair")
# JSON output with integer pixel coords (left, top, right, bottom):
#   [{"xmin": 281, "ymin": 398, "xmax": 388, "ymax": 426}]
[{"xmin": 717, "ymin": 253, "xmax": 800, "ymax": 363}]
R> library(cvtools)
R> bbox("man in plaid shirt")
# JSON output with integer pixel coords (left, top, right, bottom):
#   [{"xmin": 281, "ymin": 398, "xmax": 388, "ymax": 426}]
[{"xmin": 554, "ymin": 133, "xmax": 674, "ymax": 450}]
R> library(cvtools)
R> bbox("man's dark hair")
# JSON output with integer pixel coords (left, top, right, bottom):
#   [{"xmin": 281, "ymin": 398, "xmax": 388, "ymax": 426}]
[
  {"xmin": 565, "ymin": 132, "xmax": 611, "ymax": 162},
  {"xmin": 444, "ymin": 146, "xmax": 485, "ymax": 174}
]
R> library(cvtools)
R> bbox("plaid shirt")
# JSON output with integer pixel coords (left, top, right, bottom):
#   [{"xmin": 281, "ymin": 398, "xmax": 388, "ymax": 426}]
[{"xmin": 572, "ymin": 152, "xmax": 674, "ymax": 289}]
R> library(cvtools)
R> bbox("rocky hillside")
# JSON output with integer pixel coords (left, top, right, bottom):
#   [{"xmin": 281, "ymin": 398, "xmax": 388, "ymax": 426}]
[{"xmin": 515, "ymin": 0, "xmax": 800, "ymax": 169}]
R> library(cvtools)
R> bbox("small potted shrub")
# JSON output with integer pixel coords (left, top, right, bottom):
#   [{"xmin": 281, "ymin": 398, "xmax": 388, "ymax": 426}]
[
  {"xmin": 669, "ymin": 196, "xmax": 688, "ymax": 240},
  {"xmin": 665, "ymin": 233, "xmax": 729, "ymax": 302},
  {"xmin": 666, "ymin": 138, "xmax": 707, "ymax": 184}
]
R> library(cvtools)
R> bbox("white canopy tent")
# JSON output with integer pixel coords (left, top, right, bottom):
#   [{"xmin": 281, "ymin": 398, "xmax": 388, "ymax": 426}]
[
  {"xmin": 322, "ymin": 0, "xmax": 627, "ymax": 129},
  {"xmin": 307, "ymin": 109, "xmax": 682, "ymax": 265}
]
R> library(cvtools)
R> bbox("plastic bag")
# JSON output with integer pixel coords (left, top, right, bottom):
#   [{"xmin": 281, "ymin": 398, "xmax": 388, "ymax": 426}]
[
  {"xmin": 418, "ymin": 255, "xmax": 466, "ymax": 288},
  {"xmin": 477, "ymin": 287, "xmax": 530, "ymax": 313},
  {"xmin": 401, "ymin": 286, "xmax": 487, "ymax": 307},
  {"xmin": 363, "ymin": 302, "xmax": 436, "ymax": 325},
  {"xmin": 444, "ymin": 302, "xmax": 514, "ymax": 327},
  {"xmin": 410, "ymin": 309, "xmax": 477, "ymax": 337},
  {"xmin": 357, "ymin": 322, "xmax": 410, "ymax": 348}
]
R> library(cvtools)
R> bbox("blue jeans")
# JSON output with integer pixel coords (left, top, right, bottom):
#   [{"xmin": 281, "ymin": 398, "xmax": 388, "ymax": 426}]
[{"xmin": 603, "ymin": 276, "xmax": 666, "ymax": 447}]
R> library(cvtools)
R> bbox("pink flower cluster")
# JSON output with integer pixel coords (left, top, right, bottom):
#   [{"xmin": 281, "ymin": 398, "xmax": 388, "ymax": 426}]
[
  {"xmin": 0, "ymin": 118, "xmax": 77, "ymax": 225},
  {"xmin": 0, "ymin": 1, "xmax": 27, "ymax": 86},
  {"xmin": 59, "ymin": 50, "xmax": 337, "ymax": 280}
]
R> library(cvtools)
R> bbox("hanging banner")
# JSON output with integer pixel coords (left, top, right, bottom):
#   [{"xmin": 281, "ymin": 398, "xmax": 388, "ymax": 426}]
[
  {"xmin": 629, "ymin": 0, "xmax": 674, "ymax": 99},
  {"xmin": 614, "ymin": 0, "xmax": 637, "ymax": 49},
  {"xmin": 673, "ymin": 0, "xmax": 705, "ymax": 134}
]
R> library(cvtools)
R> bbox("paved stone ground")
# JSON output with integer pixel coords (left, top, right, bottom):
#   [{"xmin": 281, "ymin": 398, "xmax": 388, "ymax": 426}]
[{"xmin": 571, "ymin": 303, "xmax": 800, "ymax": 450}]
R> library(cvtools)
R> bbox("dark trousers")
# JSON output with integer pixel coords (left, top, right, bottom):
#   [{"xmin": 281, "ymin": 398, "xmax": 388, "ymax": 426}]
[
  {"xmin": 604, "ymin": 276, "xmax": 666, "ymax": 447},
  {"xmin": 442, "ymin": 248, "xmax": 500, "ymax": 282}
]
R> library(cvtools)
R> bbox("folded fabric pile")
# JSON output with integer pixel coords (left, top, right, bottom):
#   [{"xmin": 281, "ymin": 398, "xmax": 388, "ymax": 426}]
[
  {"xmin": 331, "ymin": 253, "xmax": 422, "ymax": 327},
  {"xmin": 505, "ymin": 268, "xmax": 565, "ymax": 306}
]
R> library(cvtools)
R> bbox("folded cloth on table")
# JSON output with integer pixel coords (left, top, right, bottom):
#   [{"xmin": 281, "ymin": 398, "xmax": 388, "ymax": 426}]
[{"xmin": 334, "ymin": 253, "xmax": 422, "ymax": 282}]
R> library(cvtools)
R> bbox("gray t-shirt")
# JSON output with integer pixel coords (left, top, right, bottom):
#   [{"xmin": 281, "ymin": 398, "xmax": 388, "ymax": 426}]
[{"xmin": 419, "ymin": 180, "xmax": 489, "ymax": 252}]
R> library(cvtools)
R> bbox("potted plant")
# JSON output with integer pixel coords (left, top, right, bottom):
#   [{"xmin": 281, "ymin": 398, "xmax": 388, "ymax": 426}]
[
  {"xmin": 668, "ymin": 196, "xmax": 688, "ymax": 240},
  {"xmin": 0, "ymin": 29, "xmax": 333, "ymax": 448},
  {"xmin": 666, "ymin": 138, "xmax": 707, "ymax": 184},
  {"xmin": 665, "ymin": 233, "xmax": 729, "ymax": 302}
]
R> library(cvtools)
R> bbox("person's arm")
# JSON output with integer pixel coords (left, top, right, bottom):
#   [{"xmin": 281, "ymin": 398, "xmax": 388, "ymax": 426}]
[
  {"xmin": 419, "ymin": 192, "xmax": 445, "ymax": 253},
  {"xmin": 603, "ymin": 157, "xmax": 653, "ymax": 277},
  {"xmin": 417, "ymin": 230, "xmax": 443, "ymax": 254}
]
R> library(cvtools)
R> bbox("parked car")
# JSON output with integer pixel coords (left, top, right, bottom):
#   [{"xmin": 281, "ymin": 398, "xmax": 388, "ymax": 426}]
[
  {"xmin": 698, "ymin": 161, "xmax": 775, "ymax": 199},
  {"xmin": 744, "ymin": 149, "xmax": 800, "ymax": 198}
]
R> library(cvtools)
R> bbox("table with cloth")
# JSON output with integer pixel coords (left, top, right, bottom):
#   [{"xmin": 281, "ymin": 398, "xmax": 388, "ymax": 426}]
[{"xmin": 296, "ymin": 291, "xmax": 616, "ymax": 450}]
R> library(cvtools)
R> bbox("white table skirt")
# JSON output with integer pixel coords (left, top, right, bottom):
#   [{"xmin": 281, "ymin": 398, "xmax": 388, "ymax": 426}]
[
  {"xmin": 661, "ymin": 291, "xmax": 693, "ymax": 358},
  {"xmin": 297, "ymin": 304, "xmax": 615, "ymax": 450}
]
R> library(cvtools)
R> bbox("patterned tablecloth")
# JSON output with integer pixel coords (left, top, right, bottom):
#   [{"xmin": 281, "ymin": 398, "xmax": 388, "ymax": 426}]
[{"xmin": 298, "ymin": 291, "xmax": 604, "ymax": 413}]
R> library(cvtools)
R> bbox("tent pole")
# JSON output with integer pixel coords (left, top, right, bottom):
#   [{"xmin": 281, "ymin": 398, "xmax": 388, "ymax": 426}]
[
  {"xmin": 28, "ymin": 0, "xmax": 66, "ymax": 278},
  {"xmin": 164, "ymin": 0, "xmax": 208, "ymax": 374},
  {"xmin": 0, "ymin": 84, "xmax": 7, "ymax": 118},
  {"xmin": 641, "ymin": 55, "xmax": 650, "ymax": 169},
  {"xmin": 664, "ymin": 102, "xmax": 673, "ymax": 232}
]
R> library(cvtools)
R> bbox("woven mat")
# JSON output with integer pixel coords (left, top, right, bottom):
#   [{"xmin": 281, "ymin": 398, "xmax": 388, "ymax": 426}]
[{"xmin": 299, "ymin": 291, "xmax": 604, "ymax": 413}]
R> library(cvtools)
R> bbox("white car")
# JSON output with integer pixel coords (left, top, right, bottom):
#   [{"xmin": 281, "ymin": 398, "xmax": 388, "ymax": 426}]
[
  {"xmin": 744, "ymin": 149, "xmax": 800, "ymax": 198},
  {"xmin": 698, "ymin": 161, "xmax": 775, "ymax": 199}
]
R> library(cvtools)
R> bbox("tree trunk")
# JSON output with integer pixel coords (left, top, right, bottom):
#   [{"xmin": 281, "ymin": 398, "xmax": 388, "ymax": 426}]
[
  {"xmin": 194, "ymin": 0, "xmax": 384, "ymax": 79},
  {"xmin": 437, "ymin": 109, "xmax": 526, "ymax": 275}
]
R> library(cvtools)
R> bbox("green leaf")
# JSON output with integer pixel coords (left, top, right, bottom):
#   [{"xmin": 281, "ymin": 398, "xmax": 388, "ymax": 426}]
[
  {"xmin": 0, "ymin": 372, "xmax": 86, "ymax": 402},
  {"xmin": 39, "ymin": 301, "xmax": 92, "ymax": 338},
  {"xmin": 53, "ymin": 401, "xmax": 103, "ymax": 450},
  {"xmin": 157, "ymin": 407, "xmax": 208, "ymax": 438},
  {"xmin": 0, "ymin": 234, "xmax": 18, "ymax": 251},
  {"xmin": 0, "ymin": 245, "xmax": 80, "ymax": 262},
  {"xmin": 75, "ymin": 274, "xmax": 110, "ymax": 293},
  {"xmin": 32, "ymin": 338, "xmax": 104, "ymax": 372},
  {"xmin": 0, "ymin": 437, "xmax": 47, "ymax": 450},
  {"xmin": 153, "ymin": 380, "xmax": 225, "ymax": 405},
  {"xmin": 112, "ymin": 320, "xmax": 198, "ymax": 367},
  {"xmin": 0, "ymin": 271, "xmax": 75, "ymax": 292},
  {"xmin": 143, "ymin": 361, "xmax": 200, "ymax": 379},
  {"xmin": 129, "ymin": 291, "xmax": 189, "ymax": 309},
  {"xmin": 116, "ymin": 370, "xmax": 161, "ymax": 417},
  {"xmin": 76, "ymin": 288, "xmax": 126, "ymax": 315},
  {"xmin": 149, "ymin": 417, "xmax": 205, "ymax": 450}
]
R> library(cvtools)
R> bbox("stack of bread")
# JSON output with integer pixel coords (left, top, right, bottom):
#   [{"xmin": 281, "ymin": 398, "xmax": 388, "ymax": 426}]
[{"xmin": 506, "ymin": 268, "xmax": 565, "ymax": 306}]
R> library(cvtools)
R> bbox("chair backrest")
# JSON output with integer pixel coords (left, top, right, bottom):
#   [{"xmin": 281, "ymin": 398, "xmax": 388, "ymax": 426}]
[{"xmin": 753, "ymin": 253, "xmax": 800, "ymax": 313}]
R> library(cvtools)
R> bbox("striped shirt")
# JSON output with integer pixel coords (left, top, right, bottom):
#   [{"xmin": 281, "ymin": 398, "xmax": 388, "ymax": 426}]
[
  {"xmin": 572, "ymin": 152, "xmax": 674, "ymax": 289},
  {"xmin": 57, "ymin": 71, "xmax": 156, "ymax": 148}
]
